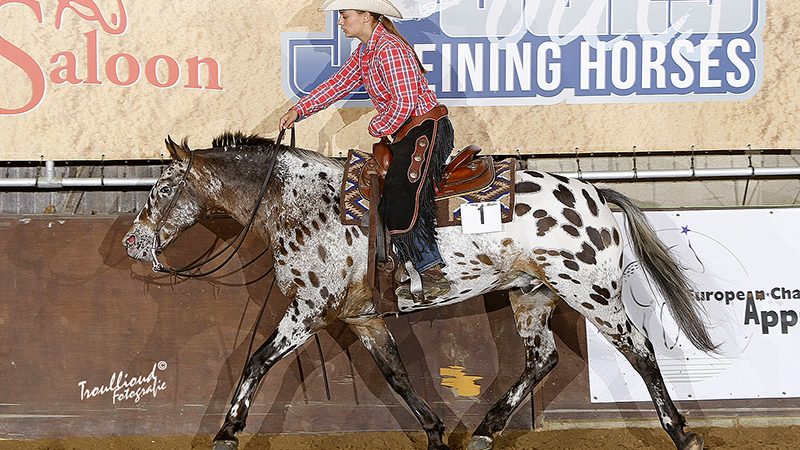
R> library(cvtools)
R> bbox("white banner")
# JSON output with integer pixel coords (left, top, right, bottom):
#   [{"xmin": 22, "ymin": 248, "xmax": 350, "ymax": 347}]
[{"xmin": 588, "ymin": 208, "xmax": 800, "ymax": 403}]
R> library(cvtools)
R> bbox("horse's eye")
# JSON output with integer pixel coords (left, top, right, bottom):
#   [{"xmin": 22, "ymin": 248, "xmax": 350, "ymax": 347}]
[{"xmin": 159, "ymin": 186, "xmax": 172, "ymax": 195}]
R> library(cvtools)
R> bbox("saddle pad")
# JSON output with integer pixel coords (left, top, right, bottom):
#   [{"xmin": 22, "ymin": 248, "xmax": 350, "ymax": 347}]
[
  {"xmin": 339, "ymin": 149, "xmax": 516, "ymax": 228},
  {"xmin": 435, "ymin": 157, "xmax": 516, "ymax": 227}
]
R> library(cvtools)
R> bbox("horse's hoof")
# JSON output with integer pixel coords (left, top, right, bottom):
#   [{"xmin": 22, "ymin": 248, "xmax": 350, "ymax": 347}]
[
  {"xmin": 466, "ymin": 435, "xmax": 494, "ymax": 450},
  {"xmin": 682, "ymin": 432, "xmax": 704, "ymax": 450},
  {"xmin": 212, "ymin": 440, "xmax": 239, "ymax": 450}
]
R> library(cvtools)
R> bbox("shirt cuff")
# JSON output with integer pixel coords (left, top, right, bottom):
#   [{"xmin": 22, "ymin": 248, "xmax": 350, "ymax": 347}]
[{"xmin": 292, "ymin": 104, "xmax": 307, "ymax": 119}]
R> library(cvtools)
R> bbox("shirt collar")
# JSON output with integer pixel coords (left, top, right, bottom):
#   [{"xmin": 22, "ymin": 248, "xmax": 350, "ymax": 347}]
[{"xmin": 365, "ymin": 22, "xmax": 386, "ymax": 52}]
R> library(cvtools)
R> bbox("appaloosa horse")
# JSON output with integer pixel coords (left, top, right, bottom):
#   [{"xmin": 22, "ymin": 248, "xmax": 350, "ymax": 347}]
[{"xmin": 124, "ymin": 132, "xmax": 713, "ymax": 450}]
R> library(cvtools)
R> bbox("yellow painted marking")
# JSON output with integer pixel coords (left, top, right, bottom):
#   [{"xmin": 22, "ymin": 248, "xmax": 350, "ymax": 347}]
[{"xmin": 440, "ymin": 366, "xmax": 483, "ymax": 397}]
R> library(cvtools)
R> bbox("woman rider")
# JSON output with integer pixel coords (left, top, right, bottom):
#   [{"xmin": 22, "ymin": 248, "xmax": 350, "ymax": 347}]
[{"xmin": 279, "ymin": 0, "xmax": 454, "ymax": 299}]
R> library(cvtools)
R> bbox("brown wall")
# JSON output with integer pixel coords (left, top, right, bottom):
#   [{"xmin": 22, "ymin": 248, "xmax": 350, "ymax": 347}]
[{"xmin": 0, "ymin": 216, "xmax": 796, "ymax": 439}]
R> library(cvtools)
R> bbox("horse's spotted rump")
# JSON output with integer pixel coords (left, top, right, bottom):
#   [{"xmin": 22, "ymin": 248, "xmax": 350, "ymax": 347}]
[
  {"xmin": 576, "ymin": 243, "xmax": 597, "ymax": 265},
  {"xmin": 295, "ymin": 229, "xmax": 305, "ymax": 246},
  {"xmin": 536, "ymin": 216, "xmax": 558, "ymax": 236},
  {"xmin": 563, "ymin": 208, "xmax": 583, "ymax": 227},
  {"xmin": 562, "ymin": 225, "xmax": 579, "ymax": 237},
  {"xmin": 532, "ymin": 209, "xmax": 548, "ymax": 219},
  {"xmin": 587, "ymin": 227, "xmax": 605, "ymax": 251},
  {"xmin": 516, "ymin": 182, "xmax": 541, "ymax": 193},
  {"xmin": 564, "ymin": 260, "xmax": 579, "ymax": 271},
  {"xmin": 553, "ymin": 184, "xmax": 576, "ymax": 208},
  {"xmin": 523, "ymin": 170, "xmax": 545, "ymax": 178},
  {"xmin": 582, "ymin": 189, "xmax": 599, "ymax": 216},
  {"xmin": 289, "ymin": 241, "xmax": 300, "ymax": 252},
  {"xmin": 558, "ymin": 272, "xmax": 581, "ymax": 284},
  {"xmin": 308, "ymin": 272, "xmax": 320, "ymax": 288},
  {"xmin": 601, "ymin": 229, "xmax": 613, "ymax": 248},
  {"xmin": 317, "ymin": 245, "xmax": 327, "ymax": 263},
  {"xmin": 515, "ymin": 203, "xmax": 531, "ymax": 216},
  {"xmin": 581, "ymin": 302, "xmax": 595, "ymax": 310},
  {"xmin": 293, "ymin": 277, "xmax": 306, "ymax": 288}
]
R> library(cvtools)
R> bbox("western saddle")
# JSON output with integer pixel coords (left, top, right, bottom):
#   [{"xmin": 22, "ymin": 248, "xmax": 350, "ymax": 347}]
[{"xmin": 360, "ymin": 138, "xmax": 495, "ymax": 315}]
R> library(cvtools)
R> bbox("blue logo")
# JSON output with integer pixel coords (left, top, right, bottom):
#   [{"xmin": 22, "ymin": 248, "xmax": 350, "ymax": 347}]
[{"xmin": 282, "ymin": 0, "xmax": 764, "ymax": 106}]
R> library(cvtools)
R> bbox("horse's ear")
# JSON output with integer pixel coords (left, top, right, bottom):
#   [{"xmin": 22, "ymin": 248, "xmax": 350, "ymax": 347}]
[{"xmin": 165, "ymin": 136, "xmax": 189, "ymax": 161}]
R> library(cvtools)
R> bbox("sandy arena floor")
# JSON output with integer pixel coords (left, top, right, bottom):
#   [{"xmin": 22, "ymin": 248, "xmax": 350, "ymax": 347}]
[{"xmin": 0, "ymin": 426, "xmax": 797, "ymax": 449}]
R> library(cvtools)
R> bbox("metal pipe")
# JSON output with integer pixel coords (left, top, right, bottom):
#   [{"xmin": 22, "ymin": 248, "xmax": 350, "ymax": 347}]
[
  {"xmin": 0, "ymin": 162, "xmax": 799, "ymax": 189},
  {"xmin": 557, "ymin": 166, "xmax": 800, "ymax": 181}
]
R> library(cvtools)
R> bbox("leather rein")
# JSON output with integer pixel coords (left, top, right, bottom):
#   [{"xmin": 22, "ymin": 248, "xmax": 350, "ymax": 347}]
[{"xmin": 150, "ymin": 128, "xmax": 295, "ymax": 277}]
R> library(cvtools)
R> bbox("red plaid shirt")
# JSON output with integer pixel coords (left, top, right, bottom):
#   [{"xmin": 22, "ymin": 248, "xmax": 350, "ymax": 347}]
[{"xmin": 293, "ymin": 23, "xmax": 439, "ymax": 138}]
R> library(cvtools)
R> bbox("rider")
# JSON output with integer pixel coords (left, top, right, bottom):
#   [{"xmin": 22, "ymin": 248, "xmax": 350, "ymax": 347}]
[{"xmin": 279, "ymin": 0, "xmax": 454, "ymax": 298}]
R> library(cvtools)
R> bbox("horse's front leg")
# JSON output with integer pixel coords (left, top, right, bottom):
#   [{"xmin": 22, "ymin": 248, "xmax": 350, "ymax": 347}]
[
  {"xmin": 346, "ymin": 316, "xmax": 449, "ymax": 450},
  {"xmin": 212, "ymin": 304, "xmax": 325, "ymax": 450}
]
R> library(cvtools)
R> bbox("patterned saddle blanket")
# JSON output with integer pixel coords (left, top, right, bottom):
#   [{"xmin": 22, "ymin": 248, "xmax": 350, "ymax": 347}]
[{"xmin": 339, "ymin": 149, "xmax": 517, "ymax": 228}]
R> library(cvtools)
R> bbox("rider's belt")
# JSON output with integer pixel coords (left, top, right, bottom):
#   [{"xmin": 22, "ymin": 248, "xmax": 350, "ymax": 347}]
[{"xmin": 393, "ymin": 104, "xmax": 448, "ymax": 143}]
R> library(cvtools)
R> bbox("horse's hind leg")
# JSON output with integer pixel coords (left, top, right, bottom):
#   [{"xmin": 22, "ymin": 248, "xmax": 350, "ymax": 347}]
[
  {"xmin": 467, "ymin": 288, "xmax": 560, "ymax": 450},
  {"xmin": 346, "ymin": 316, "xmax": 449, "ymax": 450},
  {"xmin": 585, "ymin": 306, "xmax": 703, "ymax": 450},
  {"xmin": 212, "ymin": 312, "xmax": 321, "ymax": 450}
]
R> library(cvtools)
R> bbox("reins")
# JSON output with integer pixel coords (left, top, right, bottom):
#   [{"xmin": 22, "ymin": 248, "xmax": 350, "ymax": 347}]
[{"xmin": 150, "ymin": 128, "xmax": 295, "ymax": 277}]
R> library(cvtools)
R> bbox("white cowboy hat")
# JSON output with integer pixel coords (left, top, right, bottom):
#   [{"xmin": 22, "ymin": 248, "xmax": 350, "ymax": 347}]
[{"xmin": 319, "ymin": 0, "xmax": 404, "ymax": 19}]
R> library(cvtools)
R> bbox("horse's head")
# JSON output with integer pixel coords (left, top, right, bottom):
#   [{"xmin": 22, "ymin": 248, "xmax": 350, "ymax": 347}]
[{"xmin": 124, "ymin": 137, "xmax": 212, "ymax": 261}]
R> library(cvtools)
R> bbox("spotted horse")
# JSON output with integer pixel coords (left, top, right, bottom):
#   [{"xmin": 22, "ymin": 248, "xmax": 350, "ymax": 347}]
[{"xmin": 124, "ymin": 132, "xmax": 714, "ymax": 450}]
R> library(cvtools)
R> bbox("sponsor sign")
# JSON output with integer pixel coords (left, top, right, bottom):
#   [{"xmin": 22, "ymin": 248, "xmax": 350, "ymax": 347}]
[{"xmin": 588, "ymin": 208, "xmax": 800, "ymax": 402}]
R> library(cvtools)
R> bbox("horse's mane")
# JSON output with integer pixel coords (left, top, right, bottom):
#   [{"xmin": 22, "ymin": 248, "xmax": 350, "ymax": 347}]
[
  {"xmin": 208, "ymin": 131, "xmax": 343, "ymax": 169},
  {"xmin": 211, "ymin": 131, "xmax": 273, "ymax": 148}
]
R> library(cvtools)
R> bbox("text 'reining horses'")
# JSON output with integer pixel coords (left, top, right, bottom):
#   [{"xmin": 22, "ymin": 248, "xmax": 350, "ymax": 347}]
[{"xmin": 124, "ymin": 133, "xmax": 714, "ymax": 450}]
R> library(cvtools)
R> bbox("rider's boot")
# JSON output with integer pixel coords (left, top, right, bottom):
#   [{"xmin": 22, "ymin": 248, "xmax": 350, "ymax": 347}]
[{"xmin": 396, "ymin": 264, "xmax": 452, "ymax": 301}]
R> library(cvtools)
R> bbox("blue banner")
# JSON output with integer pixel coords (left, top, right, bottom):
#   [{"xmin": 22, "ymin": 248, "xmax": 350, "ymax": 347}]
[{"xmin": 282, "ymin": 0, "xmax": 764, "ymax": 106}]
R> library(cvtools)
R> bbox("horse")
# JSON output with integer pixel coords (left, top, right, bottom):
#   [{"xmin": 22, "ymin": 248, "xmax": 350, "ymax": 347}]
[{"xmin": 124, "ymin": 132, "xmax": 714, "ymax": 450}]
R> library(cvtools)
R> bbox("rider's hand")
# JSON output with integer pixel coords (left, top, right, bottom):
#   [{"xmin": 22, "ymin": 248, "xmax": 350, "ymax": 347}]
[{"xmin": 279, "ymin": 108, "xmax": 299, "ymax": 129}]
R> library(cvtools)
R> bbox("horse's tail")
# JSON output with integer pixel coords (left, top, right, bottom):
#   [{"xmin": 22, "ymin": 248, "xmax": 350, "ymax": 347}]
[{"xmin": 598, "ymin": 188, "xmax": 717, "ymax": 353}]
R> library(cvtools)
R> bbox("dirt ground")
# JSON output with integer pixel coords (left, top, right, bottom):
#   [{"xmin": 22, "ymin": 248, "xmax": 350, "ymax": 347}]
[{"xmin": 0, "ymin": 426, "xmax": 797, "ymax": 450}]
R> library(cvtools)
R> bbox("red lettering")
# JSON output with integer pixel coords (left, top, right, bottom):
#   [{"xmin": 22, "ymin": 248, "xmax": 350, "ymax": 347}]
[
  {"xmin": 145, "ymin": 55, "xmax": 180, "ymax": 88},
  {"xmin": 185, "ymin": 56, "xmax": 222, "ymax": 90},
  {"xmin": 84, "ymin": 30, "xmax": 100, "ymax": 84},
  {"xmin": 49, "ymin": 51, "xmax": 81, "ymax": 84},
  {"xmin": 105, "ymin": 52, "xmax": 139, "ymax": 86},
  {"xmin": 0, "ymin": 0, "xmax": 45, "ymax": 115},
  {"xmin": 55, "ymin": 0, "xmax": 128, "ymax": 35}
]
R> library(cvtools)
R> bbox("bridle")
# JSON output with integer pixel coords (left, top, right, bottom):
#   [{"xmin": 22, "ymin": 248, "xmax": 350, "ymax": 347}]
[{"xmin": 150, "ymin": 128, "xmax": 295, "ymax": 277}]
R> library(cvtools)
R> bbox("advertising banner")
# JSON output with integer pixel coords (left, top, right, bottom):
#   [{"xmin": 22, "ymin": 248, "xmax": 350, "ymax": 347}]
[
  {"xmin": 588, "ymin": 208, "xmax": 800, "ymax": 402},
  {"xmin": 1, "ymin": 1, "xmax": 798, "ymax": 160}
]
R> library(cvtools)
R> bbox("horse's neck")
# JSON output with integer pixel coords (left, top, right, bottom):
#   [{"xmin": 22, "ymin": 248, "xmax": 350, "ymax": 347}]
[{"xmin": 224, "ymin": 150, "xmax": 343, "ymax": 237}]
